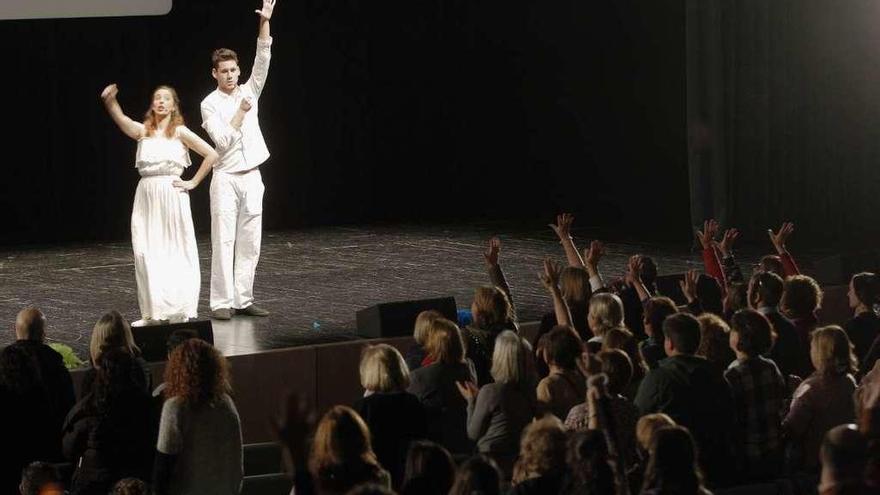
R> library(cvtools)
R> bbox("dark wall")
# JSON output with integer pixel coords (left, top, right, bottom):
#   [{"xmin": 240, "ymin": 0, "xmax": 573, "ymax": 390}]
[
  {"xmin": 0, "ymin": 0, "xmax": 687, "ymax": 245},
  {"xmin": 688, "ymin": 0, "xmax": 880, "ymax": 247}
]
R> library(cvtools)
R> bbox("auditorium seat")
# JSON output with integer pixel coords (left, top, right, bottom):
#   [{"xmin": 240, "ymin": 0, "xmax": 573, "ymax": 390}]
[
  {"xmin": 244, "ymin": 442, "xmax": 283, "ymax": 476},
  {"xmin": 241, "ymin": 473, "xmax": 292, "ymax": 495}
]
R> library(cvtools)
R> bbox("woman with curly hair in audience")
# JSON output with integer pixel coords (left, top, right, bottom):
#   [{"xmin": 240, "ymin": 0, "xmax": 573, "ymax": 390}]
[
  {"xmin": 308, "ymin": 405, "xmax": 391, "ymax": 494},
  {"xmin": 782, "ymin": 274, "xmax": 824, "ymax": 376},
  {"xmin": 509, "ymin": 416, "xmax": 569, "ymax": 494},
  {"xmin": 696, "ymin": 313, "xmax": 736, "ymax": 371},
  {"xmin": 457, "ymin": 330, "xmax": 536, "ymax": 479},
  {"xmin": 63, "ymin": 348, "xmax": 154, "ymax": 495},
  {"xmin": 560, "ymin": 429, "xmax": 619, "ymax": 495},
  {"xmin": 153, "ymin": 339, "xmax": 242, "ymax": 495},
  {"xmin": 408, "ymin": 318, "xmax": 476, "ymax": 455},
  {"xmin": 784, "ymin": 325, "xmax": 858, "ymax": 473},
  {"xmin": 536, "ymin": 326, "xmax": 586, "ymax": 420},
  {"xmin": 354, "ymin": 344, "xmax": 426, "ymax": 489},
  {"xmin": 602, "ymin": 327, "xmax": 647, "ymax": 399}
]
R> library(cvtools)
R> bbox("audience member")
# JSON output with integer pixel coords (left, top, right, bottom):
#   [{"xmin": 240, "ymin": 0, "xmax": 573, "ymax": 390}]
[
  {"xmin": 641, "ymin": 426, "xmax": 712, "ymax": 495},
  {"xmin": 508, "ymin": 416, "xmax": 568, "ymax": 494},
  {"xmin": 457, "ymin": 330, "xmax": 536, "ymax": 479},
  {"xmin": 19, "ymin": 462, "xmax": 63, "ymax": 495},
  {"xmin": 153, "ymin": 339, "xmax": 242, "ymax": 495},
  {"xmin": 845, "ymin": 273, "xmax": 880, "ymax": 372},
  {"xmin": 63, "ymin": 348, "xmax": 155, "ymax": 494},
  {"xmin": 587, "ymin": 292, "xmax": 625, "ymax": 351},
  {"xmin": 634, "ymin": 313, "xmax": 733, "ymax": 486},
  {"xmin": 354, "ymin": 344, "xmax": 427, "ymax": 488},
  {"xmin": 748, "ymin": 271, "xmax": 808, "ymax": 379},
  {"xmin": 782, "ymin": 274, "xmax": 824, "ymax": 376},
  {"xmin": 407, "ymin": 318, "xmax": 476, "ymax": 455},
  {"xmin": 400, "ymin": 441, "xmax": 455, "ymax": 495},
  {"xmin": 696, "ymin": 313, "xmax": 735, "ymax": 371},
  {"xmin": 818, "ymin": 424, "xmax": 869, "ymax": 495},
  {"xmin": 536, "ymin": 326, "xmax": 586, "ymax": 420},
  {"xmin": 725, "ymin": 309, "xmax": 786, "ymax": 481},
  {"xmin": 602, "ymin": 326, "xmax": 646, "ymax": 399},
  {"xmin": 560, "ymin": 429, "xmax": 618, "ymax": 495},
  {"xmin": 784, "ymin": 325, "xmax": 858, "ymax": 473},
  {"xmin": 111, "ymin": 477, "xmax": 149, "ymax": 495},
  {"xmin": 448, "ymin": 455, "xmax": 502, "ymax": 495},
  {"xmin": 640, "ymin": 297, "xmax": 677, "ymax": 370},
  {"xmin": 81, "ymin": 311, "xmax": 151, "ymax": 398},
  {"xmin": 405, "ymin": 310, "xmax": 443, "ymax": 371}
]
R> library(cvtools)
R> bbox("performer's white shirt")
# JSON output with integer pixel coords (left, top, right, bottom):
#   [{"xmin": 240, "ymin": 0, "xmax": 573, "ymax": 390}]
[{"xmin": 200, "ymin": 36, "xmax": 272, "ymax": 173}]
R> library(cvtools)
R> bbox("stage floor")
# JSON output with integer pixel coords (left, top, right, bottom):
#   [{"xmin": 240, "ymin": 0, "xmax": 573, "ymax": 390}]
[{"xmin": 1, "ymin": 222, "xmax": 735, "ymax": 360}]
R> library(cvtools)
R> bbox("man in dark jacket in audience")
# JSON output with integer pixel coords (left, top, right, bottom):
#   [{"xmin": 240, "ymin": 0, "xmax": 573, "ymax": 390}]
[
  {"xmin": 10, "ymin": 307, "xmax": 76, "ymax": 459},
  {"xmin": 748, "ymin": 271, "xmax": 809, "ymax": 380},
  {"xmin": 634, "ymin": 312, "xmax": 734, "ymax": 487}
]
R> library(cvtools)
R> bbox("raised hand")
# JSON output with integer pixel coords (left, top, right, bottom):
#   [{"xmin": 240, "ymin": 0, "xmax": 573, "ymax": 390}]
[
  {"xmin": 584, "ymin": 240, "xmax": 606, "ymax": 269},
  {"xmin": 548, "ymin": 213, "xmax": 574, "ymax": 240},
  {"xmin": 768, "ymin": 221, "xmax": 795, "ymax": 254},
  {"xmin": 678, "ymin": 269, "xmax": 699, "ymax": 303},
  {"xmin": 101, "ymin": 83, "xmax": 119, "ymax": 102},
  {"xmin": 538, "ymin": 257, "xmax": 563, "ymax": 291},
  {"xmin": 695, "ymin": 219, "xmax": 719, "ymax": 250},
  {"xmin": 456, "ymin": 380, "xmax": 479, "ymax": 401},
  {"xmin": 483, "ymin": 237, "xmax": 501, "ymax": 267},
  {"xmin": 715, "ymin": 228, "xmax": 740, "ymax": 257},
  {"xmin": 272, "ymin": 393, "xmax": 316, "ymax": 469},
  {"xmin": 255, "ymin": 0, "xmax": 277, "ymax": 20},
  {"xmin": 625, "ymin": 255, "xmax": 643, "ymax": 287}
]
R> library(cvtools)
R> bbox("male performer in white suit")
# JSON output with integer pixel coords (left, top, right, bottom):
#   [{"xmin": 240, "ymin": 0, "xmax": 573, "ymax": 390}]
[{"xmin": 201, "ymin": 0, "xmax": 277, "ymax": 319}]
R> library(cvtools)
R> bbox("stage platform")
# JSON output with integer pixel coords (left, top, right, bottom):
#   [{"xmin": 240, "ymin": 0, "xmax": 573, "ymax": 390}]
[{"xmin": 1, "ymin": 222, "xmax": 757, "ymax": 361}]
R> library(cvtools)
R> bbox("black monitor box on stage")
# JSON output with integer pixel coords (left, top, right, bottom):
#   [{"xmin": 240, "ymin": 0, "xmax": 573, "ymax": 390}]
[
  {"xmin": 356, "ymin": 296, "xmax": 458, "ymax": 339},
  {"xmin": 131, "ymin": 319, "xmax": 214, "ymax": 362}
]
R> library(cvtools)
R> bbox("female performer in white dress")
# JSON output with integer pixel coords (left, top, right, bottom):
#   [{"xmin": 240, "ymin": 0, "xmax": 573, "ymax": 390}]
[{"xmin": 100, "ymin": 83, "xmax": 218, "ymax": 325}]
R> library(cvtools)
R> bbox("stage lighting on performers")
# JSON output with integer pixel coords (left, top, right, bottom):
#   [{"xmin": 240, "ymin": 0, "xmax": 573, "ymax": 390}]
[{"xmin": 0, "ymin": 0, "xmax": 171, "ymax": 21}]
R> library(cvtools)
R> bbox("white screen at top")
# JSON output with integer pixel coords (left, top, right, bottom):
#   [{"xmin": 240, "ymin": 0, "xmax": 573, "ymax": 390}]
[{"xmin": 0, "ymin": 0, "xmax": 172, "ymax": 20}]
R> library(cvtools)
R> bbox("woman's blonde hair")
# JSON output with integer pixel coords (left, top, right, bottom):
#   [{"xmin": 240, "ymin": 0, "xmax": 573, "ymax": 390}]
[
  {"xmin": 559, "ymin": 267, "xmax": 591, "ymax": 305},
  {"xmin": 413, "ymin": 310, "xmax": 444, "ymax": 345},
  {"xmin": 636, "ymin": 413, "xmax": 676, "ymax": 451},
  {"xmin": 89, "ymin": 310, "xmax": 140, "ymax": 365},
  {"xmin": 810, "ymin": 325, "xmax": 857, "ymax": 376},
  {"xmin": 512, "ymin": 415, "xmax": 567, "ymax": 484},
  {"xmin": 696, "ymin": 313, "xmax": 735, "ymax": 367},
  {"xmin": 472, "ymin": 286, "xmax": 516, "ymax": 330},
  {"xmin": 588, "ymin": 293, "xmax": 624, "ymax": 337},
  {"xmin": 490, "ymin": 330, "xmax": 532, "ymax": 386},
  {"xmin": 143, "ymin": 85, "xmax": 185, "ymax": 138},
  {"xmin": 359, "ymin": 344, "xmax": 410, "ymax": 392},
  {"xmin": 426, "ymin": 318, "xmax": 466, "ymax": 364}
]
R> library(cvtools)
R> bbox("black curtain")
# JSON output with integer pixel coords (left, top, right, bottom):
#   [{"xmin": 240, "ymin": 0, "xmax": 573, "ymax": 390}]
[{"xmin": 688, "ymin": 0, "xmax": 880, "ymax": 247}]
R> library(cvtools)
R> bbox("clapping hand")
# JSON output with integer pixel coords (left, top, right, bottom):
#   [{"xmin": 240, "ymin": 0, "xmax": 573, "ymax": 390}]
[
  {"xmin": 768, "ymin": 222, "xmax": 794, "ymax": 254},
  {"xmin": 456, "ymin": 381, "xmax": 479, "ymax": 401}
]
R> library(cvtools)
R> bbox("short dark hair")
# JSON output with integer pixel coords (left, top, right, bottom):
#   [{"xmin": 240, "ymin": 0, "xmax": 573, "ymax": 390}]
[
  {"xmin": 749, "ymin": 271, "xmax": 784, "ymax": 307},
  {"xmin": 730, "ymin": 309, "xmax": 774, "ymax": 356},
  {"xmin": 212, "ymin": 48, "xmax": 239, "ymax": 68},
  {"xmin": 782, "ymin": 275, "xmax": 823, "ymax": 318},
  {"xmin": 598, "ymin": 349, "xmax": 633, "ymax": 396},
  {"xmin": 662, "ymin": 313, "xmax": 701, "ymax": 355},
  {"xmin": 644, "ymin": 297, "xmax": 677, "ymax": 343},
  {"xmin": 852, "ymin": 272, "xmax": 880, "ymax": 308},
  {"xmin": 759, "ymin": 255, "xmax": 784, "ymax": 275},
  {"xmin": 544, "ymin": 327, "xmax": 582, "ymax": 370},
  {"xmin": 20, "ymin": 462, "xmax": 61, "ymax": 495}
]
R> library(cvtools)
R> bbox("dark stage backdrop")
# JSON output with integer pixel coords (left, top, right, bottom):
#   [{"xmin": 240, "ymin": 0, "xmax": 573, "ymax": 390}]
[
  {"xmin": 688, "ymin": 0, "xmax": 880, "ymax": 247},
  {"xmin": 0, "ymin": 0, "xmax": 687, "ymax": 246}
]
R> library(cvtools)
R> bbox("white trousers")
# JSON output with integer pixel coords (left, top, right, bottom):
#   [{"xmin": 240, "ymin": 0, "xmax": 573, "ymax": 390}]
[{"xmin": 210, "ymin": 168, "xmax": 264, "ymax": 311}]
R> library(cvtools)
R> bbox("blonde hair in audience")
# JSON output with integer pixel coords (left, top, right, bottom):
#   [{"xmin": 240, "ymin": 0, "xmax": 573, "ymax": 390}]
[
  {"xmin": 512, "ymin": 415, "xmax": 567, "ymax": 484},
  {"xmin": 636, "ymin": 413, "xmax": 676, "ymax": 452},
  {"xmin": 360, "ymin": 343, "xmax": 410, "ymax": 392},
  {"xmin": 89, "ymin": 310, "xmax": 140, "ymax": 365},
  {"xmin": 810, "ymin": 325, "xmax": 857, "ymax": 376},
  {"xmin": 490, "ymin": 330, "xmax": 532, "ymax": 386},
  {"xmin": 426, "ymin": 318, "xmax": 466, "ymax": 364},
  {"xmin": 413, "ymin": 310, "xmax": 443, "ymax": 346},
  {"xmin": 588, "ymin": 293, "xmax": 624, "ymax": 337},
  {"xmin": 309, "ymin": 406, "xmax": 380, "ymax": 479},
  {"xmin": 696, "ymin": 313, "xmax": 733, "ymax": 364},
  {"xmin": 472, "ymin": 286, "xmax": 516, "ymax": 330}
]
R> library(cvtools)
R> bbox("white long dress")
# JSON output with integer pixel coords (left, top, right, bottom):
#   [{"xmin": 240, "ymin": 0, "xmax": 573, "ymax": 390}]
[{"xmin": 131, "ymin": 126, "xmax": 200, "ymax": 322}]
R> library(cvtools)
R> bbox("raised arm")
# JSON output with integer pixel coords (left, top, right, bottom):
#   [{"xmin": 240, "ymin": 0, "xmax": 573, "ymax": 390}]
[
  {"xmin": 247, "ymin": 0, "xmax": 276, "ymax": 98},
  {"xmin": 715, "ymin": 227, "xmax": 745, "ymax": 283},
  {"xmin": 625, "ymin": 255, "xmax": 652, "ymax": 302},
  {"xmin": 173, "ymin": 127, "xmax": 220, "ymax": 191},
  {"xmin": 769, "ymin": 222, "xmax": 801, "ymax": 276},
  {"xmin": 696, "ymin": 219, "xmax": 727, "ymax": 289},
  {"xmin": 100, "ymin": 84, "xmax": 143, "ymax": 140},
  {"xmin": 538, "ymin": 258, "xmax": 573, "ymax": 329},
  {"xmin": 549, "ymin": 213, "xmax": 586, "ymax": 267},
  {"xmin": 583, "ymin": 240, "xmax": 607, "ymax": 292}
]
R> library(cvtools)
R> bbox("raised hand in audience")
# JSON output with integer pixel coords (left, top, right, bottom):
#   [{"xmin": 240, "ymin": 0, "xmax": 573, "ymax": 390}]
[
  {"xmin": 696, "ymin": 219, "xmax": 727, "ymax": 287},
  {"xmin": 583, "ymin": 240, "xmax": 606, "ymax": 290},
  {"xmin": 483, "ymin": 237, "xmax": 501, "ymax": 267},
  {"xmin": 549, "ymin": 213, "xmax": 586, "ymax": 267},
  {"xmin": 678, "ymin": 269, "xmax": 699, "ymax": 304},
  {"xmin": 695, "ymin": 219, "xmax": 720, "ymax": 250},
  {"xmin": 768, "ymin": 222, "xmax": 795, "ymax": 255},
  {"xmin": 625, "ymin": 255, "xmax": 652, "ymax": 302},
  {"xmin": 539, "ymin": 257, "xmax": 573, "ymax": 328},
  {"xmin": 715, "ymin": 228, "xmax": 740, "ymax": 258},
  {"xmin": 273, "ymin": 393, "xmax": 317, "ymax": 474}
]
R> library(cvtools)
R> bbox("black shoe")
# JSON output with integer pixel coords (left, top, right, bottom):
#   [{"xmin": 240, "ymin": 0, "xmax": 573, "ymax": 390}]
[
  {"xmin": 236, "ymin": 305, "xmax": 270, "ymax": 317},
  {"xmin": 211, "ymin": 308, "xmax": 233, "ymax": 320}
]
